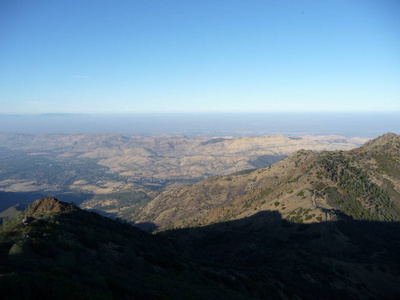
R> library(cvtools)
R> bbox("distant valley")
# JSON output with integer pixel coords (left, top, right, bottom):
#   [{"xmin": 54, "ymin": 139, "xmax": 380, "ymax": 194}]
[{"xmin": 0, "ymin": 133, "xmax": 369, "ymax": 217}]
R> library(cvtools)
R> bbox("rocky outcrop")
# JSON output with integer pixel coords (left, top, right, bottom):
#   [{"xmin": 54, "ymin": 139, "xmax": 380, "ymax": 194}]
[{"xmin": 23, "ymin": 197, "xmax": 74, "ymax": 217}]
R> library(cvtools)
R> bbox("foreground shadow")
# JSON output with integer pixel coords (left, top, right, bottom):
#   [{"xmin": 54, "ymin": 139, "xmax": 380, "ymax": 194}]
[
  {"xmin": 159, "ymin": 211, "xmax": 400, "ymax": 299},
  {"xmin": 134, "ymin": 221, "xmax": 159, "ymax": 232},
  {"xmin": 162, "ymin": 211, "xmax": 400, "ymax": 265}
]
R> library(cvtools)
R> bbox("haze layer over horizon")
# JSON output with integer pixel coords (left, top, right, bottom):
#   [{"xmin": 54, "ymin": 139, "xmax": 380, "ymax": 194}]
[{"xmin": 1, "ymin": 112, "xmax": 399, "ymax": 138}]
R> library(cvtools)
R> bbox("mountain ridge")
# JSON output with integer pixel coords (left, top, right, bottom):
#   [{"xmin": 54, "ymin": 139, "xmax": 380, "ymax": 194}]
[{"xmin": 130, "ymin": 133, "xmax": 400, "ymax": 230}]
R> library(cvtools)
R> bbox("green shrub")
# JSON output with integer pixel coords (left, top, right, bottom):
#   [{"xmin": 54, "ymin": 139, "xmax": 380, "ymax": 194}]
[
  {"xmin": 8, "ymin": 243, "xmax": 23, "ymax": 256},
  {"xmin": 315, "ymin": 182, "xmax": 326, "ymax": 191},
  {"xmin": 297, "ymin": 191, "xmax": 305, "ymax": 198}
]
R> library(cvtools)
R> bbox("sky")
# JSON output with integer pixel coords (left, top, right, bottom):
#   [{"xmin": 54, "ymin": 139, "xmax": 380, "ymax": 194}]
[{"xmin": 0, "ymin": 0, "xmax": 399, "ymax": 114}]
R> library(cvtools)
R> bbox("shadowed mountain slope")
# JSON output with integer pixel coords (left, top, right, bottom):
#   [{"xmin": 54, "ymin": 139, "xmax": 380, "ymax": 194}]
[
  {"xmin": 0, "ymin": 198, "xmax": 264, "ymax": 299},
  {"xmin": 161, "ymin": 210, "xmax": 400, "ymax": 299},
  {"xmin": 1, "ymin": 198, "xmax": 400, "ymax": 299}
]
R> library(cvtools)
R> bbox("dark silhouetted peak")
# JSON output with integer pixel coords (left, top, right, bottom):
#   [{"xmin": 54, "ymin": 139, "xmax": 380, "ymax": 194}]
[{"xmin": 24, "ymin": 197, "xmax": 75, "ymax": 217}]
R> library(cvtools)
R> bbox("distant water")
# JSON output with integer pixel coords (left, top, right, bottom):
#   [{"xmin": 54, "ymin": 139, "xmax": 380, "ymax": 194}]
[{"xmin": 0, "ymin": 112, "xmax": 399, "ymax": 137}]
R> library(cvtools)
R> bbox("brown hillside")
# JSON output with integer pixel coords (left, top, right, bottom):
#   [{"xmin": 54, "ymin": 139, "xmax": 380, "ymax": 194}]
[
  {"xmin": 24, "ymin": 197, "xmax": 74, "ymax": 217},
  {"xmin": 0, "ymin": 133, "xmax": 369, "ymax": 195},
  {"xmin": 131, "ymin": 133, "xmax": 400, "ymax": 230}
]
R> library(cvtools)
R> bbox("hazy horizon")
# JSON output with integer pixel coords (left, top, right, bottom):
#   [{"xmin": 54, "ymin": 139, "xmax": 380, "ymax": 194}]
[{"xmin": 1, "ymin": 112, "xmax": 399, "ymax": 138}]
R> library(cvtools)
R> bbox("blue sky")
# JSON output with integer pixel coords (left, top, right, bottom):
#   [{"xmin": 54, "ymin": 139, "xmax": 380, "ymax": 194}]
[{"xmin": 0, "ymin": 0, "xmax": 399, "ymax": 114}]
